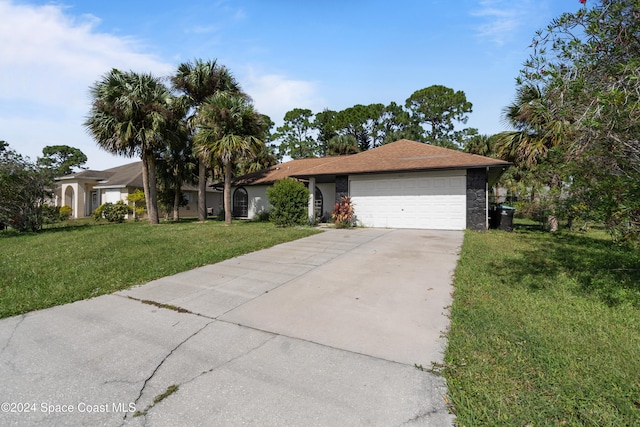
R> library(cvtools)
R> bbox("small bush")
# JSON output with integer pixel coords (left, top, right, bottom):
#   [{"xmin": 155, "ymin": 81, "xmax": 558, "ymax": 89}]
[
  {"xmin": 332, "ymin": 196, "xmax": 356, "ymax": 227},
  {"xmin": 59, "ymin": 205, "xmax": 72, "ymax": 220},
  {"xmin": 93, "ymin": 201, "xmax": 129, "ymax": 223},
  {"xmin": 253, "ymin": 210, "xmax": 271, "ymax": 222},
  {"xmin": 267, "ymin": 178, "xmax": 310, "ymax": 227}
]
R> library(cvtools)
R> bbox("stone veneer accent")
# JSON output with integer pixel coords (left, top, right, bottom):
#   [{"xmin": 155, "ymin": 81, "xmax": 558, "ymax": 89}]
[{"xmin": 466, "ymin": 168, "xmax": 487, "ymax": 231}]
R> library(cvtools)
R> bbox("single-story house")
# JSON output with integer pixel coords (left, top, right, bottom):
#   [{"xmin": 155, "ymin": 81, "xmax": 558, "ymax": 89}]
[
  {"xmin": 229, "ymin": 139, "xmax": 510, "ymax": 230},
  {"xmin": 55, "ymin": 162, "xmax": 222, "ymax": 219}
]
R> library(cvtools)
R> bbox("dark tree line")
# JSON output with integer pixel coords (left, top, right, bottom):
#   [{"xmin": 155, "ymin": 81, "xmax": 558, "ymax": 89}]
[{"xmin": 274, "ymin": 85, "xmax": 477, "ymax": 159}]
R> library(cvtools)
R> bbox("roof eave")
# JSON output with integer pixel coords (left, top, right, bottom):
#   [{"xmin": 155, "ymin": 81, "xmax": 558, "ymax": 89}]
[{"xmin": 291, "ymin": 163, "xmax": 511, "ymax": 178}]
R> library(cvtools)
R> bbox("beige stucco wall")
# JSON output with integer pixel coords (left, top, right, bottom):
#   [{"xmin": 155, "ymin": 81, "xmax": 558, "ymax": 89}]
[{"xmin": 60, "ymin": 180, "xmax": 101, "ymax": 219}]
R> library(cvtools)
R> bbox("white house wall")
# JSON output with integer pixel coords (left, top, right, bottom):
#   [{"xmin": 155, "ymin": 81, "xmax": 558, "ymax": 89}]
[
  {"xmin": 349, "ymin": 171, "xmax": 467, "ymax": 230},
  {"xmin": 316, "ymin": 183, "xmax": 335, "ymax": 219},
  {"xmin": 237, "ymin": 182, "xmax": 335, "ymax": 220},
  {"xmin": 246, "ymin": 186, "xmax": 269, "ymax": 219}
]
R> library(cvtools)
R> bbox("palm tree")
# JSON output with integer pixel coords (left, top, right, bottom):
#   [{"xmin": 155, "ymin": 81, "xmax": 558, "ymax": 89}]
[
  {"xmin": 171, "ymin": 59, "xmax": 243, "ymax": 221},
  {"xmin": 496, "ymin": 84, "xmax": 571, "ymax": 231},
  {"xmin": 194, "ymin": 92, "xmax": 263, "ymax": 225},
  {"xmin": 239, "ymin": 143, "xmax": 278, "ymax": 174},
  {"xmin": 85, "ymin": 69, "xmax": 175, "ymax": 224},
  {"xmin": 326, "ymin": 135, "xmax": 360, "ymax": 156}
]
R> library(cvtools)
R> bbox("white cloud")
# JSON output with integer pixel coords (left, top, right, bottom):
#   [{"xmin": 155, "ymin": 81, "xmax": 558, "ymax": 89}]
[
  {"xmin": 241, "ymin": 68, "xmax": 325, "ymax": 127},
  {"xmin": 0, "ymin": 0, "xmax": 173, "ymax": 169},
  {"xmin": 471, "ymin": 0, "xmax": 536, "ymax": 46},
  {"xmin": 0, "ymin": 1, "xmax": 326, "ymax": 168}
]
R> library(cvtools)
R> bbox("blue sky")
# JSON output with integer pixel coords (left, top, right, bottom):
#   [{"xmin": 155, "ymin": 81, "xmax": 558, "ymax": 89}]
[{"xmin": 1, "ymin": 0, "xmax": 584, "ymax": 170}]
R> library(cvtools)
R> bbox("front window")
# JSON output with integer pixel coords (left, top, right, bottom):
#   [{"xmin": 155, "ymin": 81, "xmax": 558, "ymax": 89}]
[{"xmin": 233, "ymin": 187, "xmax": 248, "ymax": 217}]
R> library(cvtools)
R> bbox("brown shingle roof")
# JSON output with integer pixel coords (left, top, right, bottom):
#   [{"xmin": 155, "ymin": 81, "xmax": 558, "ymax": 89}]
[
  {"xmin": 57, "ymin": 162, "xmax": 144, "ymax": 187},
  {"xmin": 233, "ymin": 157, "xmax": 341, "ymax": 185},
  {"xmin": 235, "ymin": 139, "xmax": 510, "ymax": 185},
  {"xmin": 94, "ymin": 162, "xmax": 144, "ymax": 187}
]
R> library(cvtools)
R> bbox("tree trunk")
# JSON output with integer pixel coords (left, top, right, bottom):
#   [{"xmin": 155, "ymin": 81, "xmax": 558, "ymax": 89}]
[
  {"xmin": 224, "ymin": 161, "xmax": 233, "ymax": 225},
  {"xmin": 145, "ymin": 152, "xmax": 160, "ymax": 225},
  {"xmin": 173, "ymin": 186, "xmax": 181, "ymax": 221},
  {"xmin": 140, "ymin": 156, "xmax": 152, "ymax": 223},
  {"xmin": 198, "ymin": 157, "xmax": 207, "ymax": 222},
  {"xmin": 546, "ymin": 173, "xmax": 561, "ymax": 233}
]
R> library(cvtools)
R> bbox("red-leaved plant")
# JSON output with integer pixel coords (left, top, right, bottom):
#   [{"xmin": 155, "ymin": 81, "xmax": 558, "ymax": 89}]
[{"xmin": 331, "ymin": 196, "xmax": 356, "ymax": 228}]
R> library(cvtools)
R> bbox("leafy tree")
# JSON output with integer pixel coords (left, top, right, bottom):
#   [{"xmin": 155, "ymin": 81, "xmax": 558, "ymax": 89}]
[
  {"xmin": 85, "ymin": 69, "xmax": 175, "ymax": 225},
  {"xmin": 0, "ymin": 145, "xmax": 52, "ymax": 232},
  {"xmin": 172, "ymin": 58, "xmax": 243, "ymax": 221},
  {"xmin": 155, "ymin": 98, "xmax": 195, "ymax": 221},
  {"xmin": 275, "ymin": 108, "xmax": 319, "ymax": 159},
  {"xmin": 405, "ymin": 85, "xmax": 475, "ymax": 148},
  {"xmin": 36, "ymin": 145, "xmax": 87, "ymax": 177},
  {"xmin": 313, "ymin": 109, "xmax": 339, "ymax": 155},
  {"xmin": 515, "ymin": 0, "xmax": 640, "ymax": 240},
  {"xmin": 266, "ymin": 178, "xmax": 310, "ymax": 227},
  {"xmin": 464, "ymin": 134, "xmax": 494, "ymax": 157},
  {"xmin": 334, "ymin": 104, "xmax": 385, "ymax": 151},
  {"xmin": 379, "ymin": 102, "xmax": 422, "ymax": 144},
  {"xmin": 126, "ymin": 189, "xmax": 147, "ymax": 221},
  {"xmin": 194, "ymin": 92, "xmax": 263, "ymax": 225}
]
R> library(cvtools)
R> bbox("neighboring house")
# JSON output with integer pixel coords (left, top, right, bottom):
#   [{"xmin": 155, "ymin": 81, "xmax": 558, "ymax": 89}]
[
  {"xmin": 230, "ymin": 139, "xmax": 510, "ymax": 230},
  {"xmin": 54, "ymin": 162, "xmax": 222, "ymax": 219}
]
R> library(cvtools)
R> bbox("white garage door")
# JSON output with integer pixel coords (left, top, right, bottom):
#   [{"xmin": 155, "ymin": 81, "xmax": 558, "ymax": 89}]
[{"xmin": 350, "ymin": 171, "xmax": 467, "ymax": 230}]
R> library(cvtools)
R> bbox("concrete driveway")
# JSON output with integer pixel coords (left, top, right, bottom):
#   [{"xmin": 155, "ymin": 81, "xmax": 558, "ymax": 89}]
[{"xmin": 0, "ymin": 228, "xmax": 463, "ymax": 426}]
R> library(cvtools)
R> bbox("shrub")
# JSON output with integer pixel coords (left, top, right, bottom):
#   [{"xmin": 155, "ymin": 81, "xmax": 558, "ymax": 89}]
[
  {"xmin": 93, "ymin": 201, "xmax": 129, "ymax": 223},
  {"xmin": 253, "ymin": 210, "xmax": 271, "ymax": 222},
  {"xmin": 332, "ymin": 196, "xmax": 356, "ymax": 228},
  {"xmin": 40, "ymin": 204, "xmax": 71, "ymax": 224},
  {"xmin": 58, "ymin": 205, "xmax": 72, "ymax": 221},
  {"xmin": 267, "ymin": 178, "xmax": 309, "ymax": 227},
  {"xmin": 41, "ymin": 204, "xmax": 61, "ymax": 224}
]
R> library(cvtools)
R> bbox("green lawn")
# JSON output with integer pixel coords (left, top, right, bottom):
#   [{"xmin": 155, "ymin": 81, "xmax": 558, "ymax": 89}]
[
  {"xmin": 0, "ymin": 220, "xmax": 319, "ymax": 319},
  {"xmin": 445, "ymin": 225, "xmax": 640, "ymax": 426}
]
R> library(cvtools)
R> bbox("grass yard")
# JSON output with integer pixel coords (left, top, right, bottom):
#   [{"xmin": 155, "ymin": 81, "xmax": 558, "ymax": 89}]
[
  {"xmin": 445, "ymin": 225, "xmax": 640, "ymax": 426},
  {"xmin": 0, "ymin": 220, "xmax": 319, "ymax": 319}
]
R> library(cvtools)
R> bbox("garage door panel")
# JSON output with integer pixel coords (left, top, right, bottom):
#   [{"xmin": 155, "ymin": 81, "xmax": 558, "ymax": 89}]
[{"xmin": 350, "ymin": 172, "xmax": 466, "ymax": 230}]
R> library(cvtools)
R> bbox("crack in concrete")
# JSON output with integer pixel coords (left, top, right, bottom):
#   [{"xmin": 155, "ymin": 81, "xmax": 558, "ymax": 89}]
[
  {"xmin": 123, "ymin": 328, "xmax": 277, "ymax": 424},
  {"xmin": 399, "ymin": 407, "xmax": 443, "ymax": 425},
  {"xmin": 182, "ymin": 333, "xmax": 278, "ymax": 387},
  {"xmin": 0, "ymin": 314, "xmax": 25, "ymax": 356},
  {"xmin": 123, "ymin": 321, "xmax": 213, "ymax": 422}
]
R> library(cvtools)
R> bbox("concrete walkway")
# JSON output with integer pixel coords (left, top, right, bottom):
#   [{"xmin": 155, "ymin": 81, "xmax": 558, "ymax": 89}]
[{"xmin": 0, "ymin": 228, "xmax": 463, "ymax": 426}]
